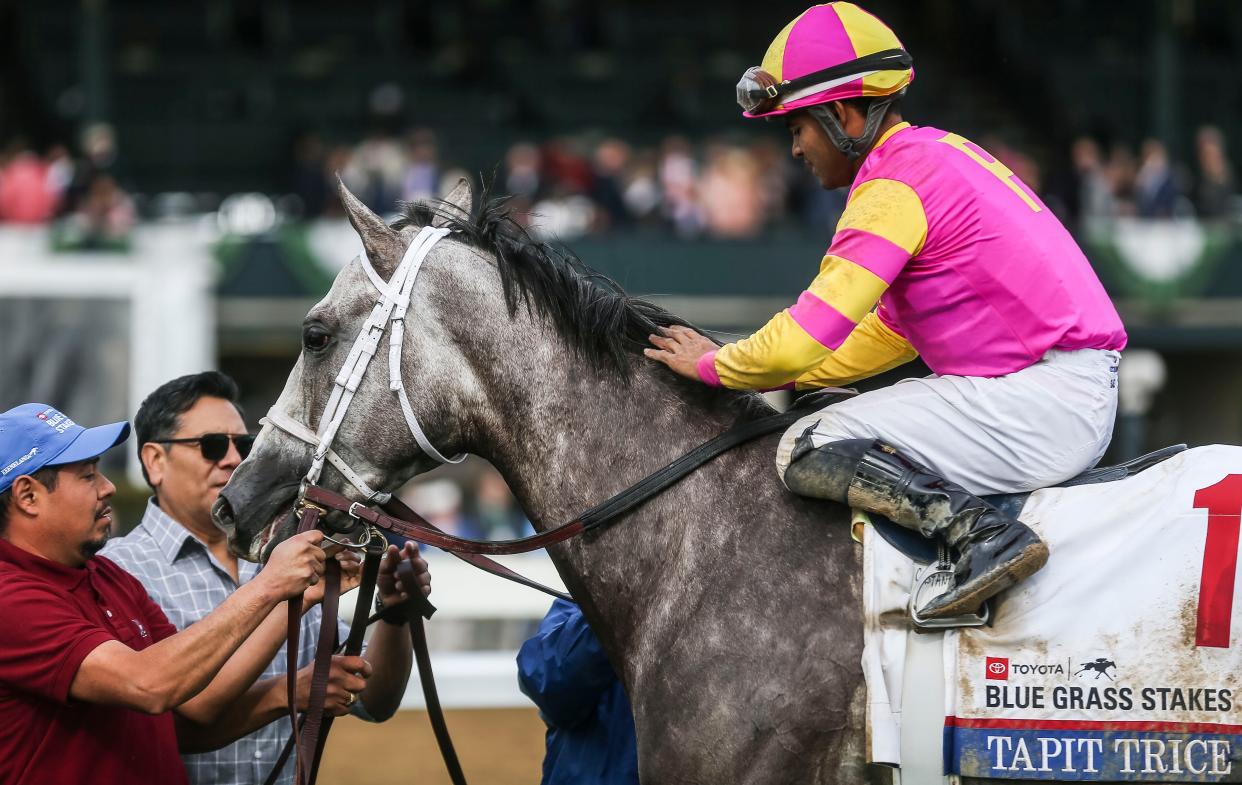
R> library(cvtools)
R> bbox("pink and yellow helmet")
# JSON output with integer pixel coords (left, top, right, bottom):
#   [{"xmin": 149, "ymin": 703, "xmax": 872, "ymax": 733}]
[{"xmin": 737, "ymin": 2, "xmax": 914, "ymax": 118}]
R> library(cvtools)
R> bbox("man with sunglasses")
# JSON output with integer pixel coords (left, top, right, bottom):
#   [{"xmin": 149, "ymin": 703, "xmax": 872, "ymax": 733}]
[
  {"xmin": 646, "ymin": 2, "xmax": 1126, "ymax": 619},
  {"xmin": 102, "ymin": 371, "xmax": 427, "ymax": 785}
]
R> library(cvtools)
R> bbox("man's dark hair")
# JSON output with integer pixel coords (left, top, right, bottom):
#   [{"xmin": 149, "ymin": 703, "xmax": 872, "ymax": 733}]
[
  {"xmin": 0, "ymin": 465, "xmax": 61, "ymax": 535},
  {"xmin": 135, "ymin": 371, "xmax": 244, "ymax": 488}
]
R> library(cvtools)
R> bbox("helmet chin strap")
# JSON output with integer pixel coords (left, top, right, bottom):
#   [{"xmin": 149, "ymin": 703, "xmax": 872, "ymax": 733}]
[{"xmin": 807, "ymin": 94, "xmax": 900, "ymax": 161}]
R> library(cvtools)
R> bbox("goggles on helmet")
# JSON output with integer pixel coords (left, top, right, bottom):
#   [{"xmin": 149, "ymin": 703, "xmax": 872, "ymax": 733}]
[{"xmin": 736, "ymin": 48, "xmax": 913, "ymax": 115}]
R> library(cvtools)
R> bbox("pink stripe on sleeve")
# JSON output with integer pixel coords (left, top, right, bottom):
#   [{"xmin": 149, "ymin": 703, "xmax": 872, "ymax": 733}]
[
  {"xmin": 696, "ymin": 350, "xmax": 723, "ymax": 387},
  {"xmin": 828, "ymin": 228, "xmax": 912, "ymax": 284},
  {"xmin": 788, "ymin": 291, "xmax": 856, "ymax": 350}
]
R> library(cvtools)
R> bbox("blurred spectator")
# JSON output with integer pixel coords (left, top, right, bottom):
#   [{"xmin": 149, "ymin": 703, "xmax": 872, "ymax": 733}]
[
  {"xmin": 402, "ymin": 128, "xmax": 441, "ymax": 203},
  {"xmin": 658, "ymin": 136, "xmax": 703, "ymax": 237},
  {"xmin": 1071, "ymin": 136, "xmax": 1115, "ymax": 223},
  {"xmin": 62, "ymin": 123, "xmax": 121, "ymax": 215},
  {"xmin": 402, "ymin": 479, "xmax": 484, "ymax": 543},
  {"xmin": 290, "ymin": 132, "xmax": 329, "ymax": 218},
  {"xmin": 63, "ymin": 174, "xmax": 136, "ymax": 247},
  {"xmin": 590, "ymin": 138, "xmax": 632, "ymax": 231},
  {"xmin": 1195, "ymin": 126, "xmax": 1236, "ymax": 220},
  {"xmin": 542, "ymin": 138, "xmax": 594, "ymax": 195},
  {"xmin": 472, "ymin": 470, "xmax": 533, "ymax": 540},
  {"xmin": 699, "ymin": 144, "xmax": 764, "ymax": 238},
  {"xmin": 1134, "ymin": 139, "xmax": 1179, "ymax": 218},
  {"xmin": 1107, "ymin": 143, "xmax": 1139, "ymax": 217},
  {"xmin": 0, "ymin": 142, "xmax": 61, "ymax": 223},
  {"xmin": 343, "ymin": 127, "xmax": 406, "ymax": 215},
  {"xmin": 321, "ymin": 145, "xmax": 354, "ymax": 218},
  {"xmin": 44, "ymin": 145, "xmax": 75, "ymax": 195},
  {"xmin": 620, "ymin": 150, "xmax": 661, "ymax": 225},
  {"xmin": 530, "ymin": 189, "xmax": 596, "ymax": 240},
  {"xmin": 750, "ymin": 138, "xmax": 790, "ymax": 227},
  {"xmin": 506, "ymin": 142, "xmax": 543, "ymax": 204}
]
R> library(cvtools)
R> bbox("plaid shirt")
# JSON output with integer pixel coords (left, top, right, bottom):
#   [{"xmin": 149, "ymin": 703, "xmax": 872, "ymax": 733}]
[{"xmin": 101, "ymin": 500, "xmax": 355, "ymax": 785}]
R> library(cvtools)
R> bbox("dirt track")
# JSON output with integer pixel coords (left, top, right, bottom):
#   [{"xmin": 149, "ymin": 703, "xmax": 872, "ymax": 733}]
[{"xmin": 319, "ymin": 708, "xmax": 546, "ymax": 784}]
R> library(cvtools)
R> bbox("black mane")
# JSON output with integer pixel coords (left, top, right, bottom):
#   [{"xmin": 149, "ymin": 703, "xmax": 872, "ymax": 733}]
[{"xmin": 394, "ymin": 187, "xmax": 695, "ymax": 379}]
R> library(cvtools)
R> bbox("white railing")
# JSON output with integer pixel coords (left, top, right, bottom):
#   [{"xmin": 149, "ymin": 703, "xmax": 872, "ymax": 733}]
[{"xmin": 0, "ymin": 224, "xmax": 217, "ymax": 485}]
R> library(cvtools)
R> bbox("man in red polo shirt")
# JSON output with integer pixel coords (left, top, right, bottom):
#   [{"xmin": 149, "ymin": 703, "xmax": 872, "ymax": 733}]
[{"xmin": 0, "ymin": 403, "xmax": 328, "ymax": 784}]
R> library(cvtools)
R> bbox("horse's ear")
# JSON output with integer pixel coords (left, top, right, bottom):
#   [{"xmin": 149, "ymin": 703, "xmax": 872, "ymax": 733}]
[
  {"xmin": 431, "ymin": 178, "xmax": 473, "ymax": 229},
  {"xmin": 337, "ymin": 176, "xmax": 405, "ymax": 278}
]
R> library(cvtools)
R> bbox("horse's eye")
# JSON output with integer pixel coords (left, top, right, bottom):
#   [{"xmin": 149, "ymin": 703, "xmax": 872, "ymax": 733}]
[{"xmin": 303, "ymin": 325, "xmax": 332, "ymax": 353}]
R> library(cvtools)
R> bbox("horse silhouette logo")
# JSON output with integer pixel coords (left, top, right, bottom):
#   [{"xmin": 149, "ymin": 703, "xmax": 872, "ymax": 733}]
[{"xmin": 1074, "ymin": 658, "xmax": 1117, "ymax": 680}]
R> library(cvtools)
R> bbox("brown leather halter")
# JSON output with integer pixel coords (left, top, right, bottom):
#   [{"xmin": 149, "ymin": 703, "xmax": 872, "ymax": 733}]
[{"xmin": 272, "ymin": 392, "xmax": 850, "ymax": 785}]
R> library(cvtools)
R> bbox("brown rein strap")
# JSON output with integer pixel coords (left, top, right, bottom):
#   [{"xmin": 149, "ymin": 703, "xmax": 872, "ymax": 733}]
[
  {"xmin": 384, "ymin": 496, "xmax": 572, "ymax": 601},
  {"xmin": 308, "ymin": 485, "xmax": 587, "ymax": 554},
  {"xmin": 279, "ymin": 507, "xmax": 464, "ymax": 785}
]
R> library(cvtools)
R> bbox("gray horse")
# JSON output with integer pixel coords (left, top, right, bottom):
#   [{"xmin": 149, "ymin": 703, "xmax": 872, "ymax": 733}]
[{"xmin": 215, "ymin": 180, "xmax": 875, "ymax": 783}]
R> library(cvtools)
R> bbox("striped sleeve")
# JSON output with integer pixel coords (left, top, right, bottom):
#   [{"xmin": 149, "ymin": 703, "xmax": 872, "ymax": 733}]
[
  {"xmin": 794, "ymin": 310, "xmax": 917, "ymax": 389},
  {"xmin": 702, "ymin": 178, "xmax": 927, "ymax": 390}
]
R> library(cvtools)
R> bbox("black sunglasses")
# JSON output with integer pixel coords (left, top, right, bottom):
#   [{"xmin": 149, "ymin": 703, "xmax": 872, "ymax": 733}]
[{"xmin": 152, "ymin": 433, "xmax": 256, "ymax": 462}]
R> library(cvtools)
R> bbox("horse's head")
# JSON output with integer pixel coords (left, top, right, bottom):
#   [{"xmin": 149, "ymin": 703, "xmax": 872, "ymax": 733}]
[
  {"xmin": 214, "ymin": 178, "xmax": 488, "ymax": 561},
  {"xmin": 215, "ymin": 174, "xmax": 694, "ymax": 561}
]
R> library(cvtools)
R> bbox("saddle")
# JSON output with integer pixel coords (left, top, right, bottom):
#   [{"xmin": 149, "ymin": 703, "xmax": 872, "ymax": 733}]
[{"xmin": 868, "ymin": 443, "xmax": 1189, "ymax": 566}]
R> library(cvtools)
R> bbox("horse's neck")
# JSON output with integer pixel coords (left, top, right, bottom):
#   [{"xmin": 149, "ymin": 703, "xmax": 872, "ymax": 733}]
[
  {"xmin": 474, "ymin": 360, "xmax": 763, "ymax": 631},
  {"xmin": 482, "ymin": 362, "xmax": 748, "ymax": 527}
]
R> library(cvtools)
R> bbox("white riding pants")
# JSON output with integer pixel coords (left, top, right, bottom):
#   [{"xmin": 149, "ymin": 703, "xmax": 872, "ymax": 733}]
[{"xmin": 775, "ymin": 348, "xmax": 1122, "ymax": 496}]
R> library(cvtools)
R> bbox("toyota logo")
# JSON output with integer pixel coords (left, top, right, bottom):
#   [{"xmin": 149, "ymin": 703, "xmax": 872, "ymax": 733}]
[{"xmin": 985, "ymin": 656, "xmax": 1009, "ymax": 680}]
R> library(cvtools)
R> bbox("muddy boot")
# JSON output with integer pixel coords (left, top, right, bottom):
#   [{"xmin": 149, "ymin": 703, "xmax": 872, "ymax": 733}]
[{"xmin": 783, "ymin": 437, "xmax": 1048, "ymax": 619}]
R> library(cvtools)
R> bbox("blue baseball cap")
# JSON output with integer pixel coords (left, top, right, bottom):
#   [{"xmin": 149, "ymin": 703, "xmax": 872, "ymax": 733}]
[{"xmin": 0, "ymin": 404, "xmax": 130, "ymax": 495}]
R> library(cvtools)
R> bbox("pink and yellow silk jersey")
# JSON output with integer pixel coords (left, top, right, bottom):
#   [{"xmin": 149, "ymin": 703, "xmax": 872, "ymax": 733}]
[{"xmin": 698, "ymin": 123, "xmax": 1127, "ymax": 390}]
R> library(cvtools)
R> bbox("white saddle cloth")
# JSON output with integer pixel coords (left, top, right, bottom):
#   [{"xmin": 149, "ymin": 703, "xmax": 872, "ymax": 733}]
[{"xmin": 863, "ymin": 445, "xmax": 1242, "ymax": 781}]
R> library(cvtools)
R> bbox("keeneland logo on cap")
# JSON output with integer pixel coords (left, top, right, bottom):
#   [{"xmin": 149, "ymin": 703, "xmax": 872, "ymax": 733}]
[{"xmin": 1, "ymin": 447, "xmax": 39, "ymax": 476}]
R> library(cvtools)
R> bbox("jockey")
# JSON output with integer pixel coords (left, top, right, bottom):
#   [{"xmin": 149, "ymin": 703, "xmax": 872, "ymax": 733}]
[{"xmin": 645, "ymin": 2, "xmax": 1127, "ymax": 619}]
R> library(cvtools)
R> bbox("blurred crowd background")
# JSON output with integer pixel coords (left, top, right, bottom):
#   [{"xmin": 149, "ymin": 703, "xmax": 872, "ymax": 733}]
[
  {"xmin": 222, "ymin": 120, "xmax": 1242, "ymax": 233},
  {"xmin": 2, "ymin": 0, "xmax": 1242, "ymax": 542},
  {"xmin": 2, "ymin": 115, "xmax": 1238, "ymax": 241},
  {"xmin": 3, "ymin": 0, "xmax": 1240, "ymax": 238}
]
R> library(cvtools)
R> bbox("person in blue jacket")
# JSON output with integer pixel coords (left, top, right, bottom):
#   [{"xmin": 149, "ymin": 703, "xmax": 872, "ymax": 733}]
[{"xmin": 516, "ymin": 599, "xmax": 639, "ymax": 785}]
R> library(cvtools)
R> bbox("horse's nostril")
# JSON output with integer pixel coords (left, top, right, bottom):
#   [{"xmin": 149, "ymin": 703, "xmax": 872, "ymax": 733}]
[{"xmin": 212, "ymin": 495, "xmax": 235, "ymax": 529}]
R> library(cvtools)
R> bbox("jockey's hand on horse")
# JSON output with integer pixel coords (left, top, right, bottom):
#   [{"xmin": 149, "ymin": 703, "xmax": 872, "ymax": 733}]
[
  {"xmin": 645, "ymin": 325, "xmax": 717, "ymax": 382},
  {"xmin": 376, "ymin": 542, "xmax": 432, "ymax": 610},
  {"xmin": 301, "ymin": 549, "xmax": 363, "ymax": 608}
]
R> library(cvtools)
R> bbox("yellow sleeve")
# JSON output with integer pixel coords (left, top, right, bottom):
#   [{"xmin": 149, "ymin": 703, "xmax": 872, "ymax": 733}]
[
  {"xmin": 794, "ymin": 310, "xmax": 917, "ymax": 389},
  {"xmin": 703, "ymin": 179, "xmax": 926, "ymax": 390}
]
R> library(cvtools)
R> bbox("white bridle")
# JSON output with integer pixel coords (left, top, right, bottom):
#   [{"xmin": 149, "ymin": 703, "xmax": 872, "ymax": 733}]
[{"xmin": 262, "ymin": 225, "xmax": 463, "ymax": 506}]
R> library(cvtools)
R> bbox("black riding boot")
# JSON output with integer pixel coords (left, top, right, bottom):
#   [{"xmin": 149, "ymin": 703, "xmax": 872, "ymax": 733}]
[{"xmin": 783, "ymin": 437, "xmax": 1048, "ymax": 619}]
